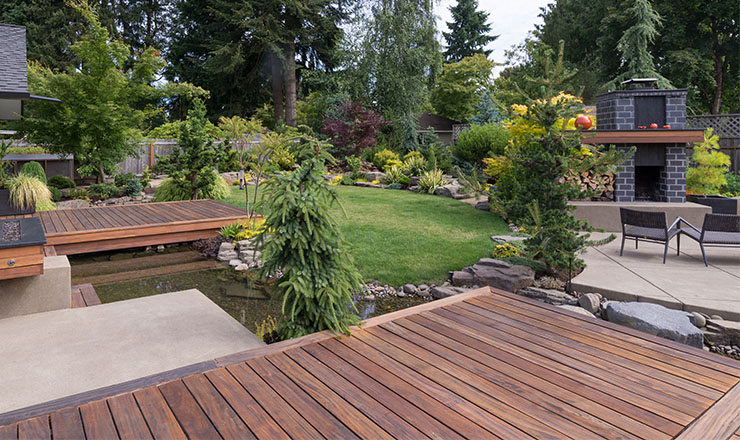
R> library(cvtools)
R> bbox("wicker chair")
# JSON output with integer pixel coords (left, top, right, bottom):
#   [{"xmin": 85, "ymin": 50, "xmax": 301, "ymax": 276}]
[
  {"xmin": 619, "ymin": 208, "xmax": 681, "ymax": 264},
  {"xmin": 677, "ymin": 214, "xmax": 740, "ymax": 266}
]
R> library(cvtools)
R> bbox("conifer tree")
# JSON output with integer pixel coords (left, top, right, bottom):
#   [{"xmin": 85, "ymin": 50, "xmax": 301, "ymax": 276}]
[{"xmin": 443, "ymin": 0, "xmax": 497, "ymax": 62}]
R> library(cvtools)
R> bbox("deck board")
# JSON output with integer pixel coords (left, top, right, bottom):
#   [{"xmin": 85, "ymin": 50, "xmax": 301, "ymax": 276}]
[
  {"xmin": 37, "ymin": 200, "xmax": 246, "ymax": 255},
  {"xmin": 2, "ymin": 287, "xmax": 740, "ymax": 439},
  {"xmin": 70, "ymin": 284, "xmax": 101, "ymax": 308}
]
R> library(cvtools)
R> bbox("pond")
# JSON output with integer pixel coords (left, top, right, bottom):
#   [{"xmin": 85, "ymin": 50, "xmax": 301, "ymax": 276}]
[{"xmin": 70, "ymin": 247, "xmax": 428, "ymax": 334}]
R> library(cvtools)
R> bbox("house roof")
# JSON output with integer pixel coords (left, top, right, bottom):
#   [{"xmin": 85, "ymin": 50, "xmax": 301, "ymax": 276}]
[
  {"xmin": 417, "ymin": 113, "xmax": 460, "ymax": 131},
  {"xmin": 0, "ymin": 24, "xmax": 29, "ymax": 98}
]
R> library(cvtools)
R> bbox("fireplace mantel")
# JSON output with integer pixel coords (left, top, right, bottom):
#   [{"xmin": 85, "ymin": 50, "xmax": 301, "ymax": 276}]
[{"xmin": 582, "ymin": 129, "xmax": 704, "ymax": 145}]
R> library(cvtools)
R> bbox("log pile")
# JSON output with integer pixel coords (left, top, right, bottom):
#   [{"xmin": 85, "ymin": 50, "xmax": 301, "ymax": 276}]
[{"xmin": 567, "ymin": 171, "xmax": 615, "ymax": 201}]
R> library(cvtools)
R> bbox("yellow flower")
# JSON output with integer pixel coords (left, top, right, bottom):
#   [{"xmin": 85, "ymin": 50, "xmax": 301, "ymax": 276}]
[
  {"xmin": 511, "ymin": 104, "xmax": 528, "ymax": 115},
  {"xmin": 329, "ymin": 175, "xmax": 342, "ymax": 186},
  {"xmin": 371, "ymin": 179, "xmax": 380, "ymax": 185},
  {"xmin": 580, "ymin": 146, "xmax": 594, "ymax": 157}
]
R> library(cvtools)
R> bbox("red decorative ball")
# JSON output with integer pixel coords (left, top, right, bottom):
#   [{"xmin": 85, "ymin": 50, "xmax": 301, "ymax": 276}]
[
  {"xmin": 575, "ymin": 115, "xmax": 592, "ymax": 129},
  {"xmin": 650, "ymin": 123, "xmax": 658, "ymax": 129}
]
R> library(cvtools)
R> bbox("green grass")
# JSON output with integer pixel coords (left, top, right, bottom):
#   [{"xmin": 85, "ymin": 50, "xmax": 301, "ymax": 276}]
[{"xmin": 224, "ymin": 185, "xmax": 509, "ymax": 286}]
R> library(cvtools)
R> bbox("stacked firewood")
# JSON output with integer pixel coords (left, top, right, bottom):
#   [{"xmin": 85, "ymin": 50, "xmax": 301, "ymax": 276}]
[{"xmin": 566, "ymin": 171, "xmax": 615, "ymax": 201}]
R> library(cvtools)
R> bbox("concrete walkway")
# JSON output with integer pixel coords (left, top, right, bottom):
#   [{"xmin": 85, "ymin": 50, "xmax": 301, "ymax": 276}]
[
  {"xmin": 574, "ymin": 232, "xmax": 740, "ymax": 319},
  {"xmin": 0, "ymin": 289, "xmax": 264, "ymax": 414}
]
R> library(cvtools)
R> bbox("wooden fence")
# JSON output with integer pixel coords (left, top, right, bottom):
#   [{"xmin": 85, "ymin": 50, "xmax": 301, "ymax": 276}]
[
  {"xmin": 687, "ymin": 113, "xmax": 740, "ymax": 173},
  {"xmin": 118, "ymin": 139, "xmax": 178, "ymax": 175}
]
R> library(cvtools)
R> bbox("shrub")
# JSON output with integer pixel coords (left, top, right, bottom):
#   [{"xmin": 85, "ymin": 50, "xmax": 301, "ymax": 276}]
[
  {"xmin": 155, "ymin": 171, "xmax": 229, "ymax": 201},
  {"xmin": 270, "ymin": 147, "xmax": 296, "ymax": 171},
  {"xmin": 219, "ymin": 223, "xmax": 241, "ymax": 239},
  {"xmin": 418, "ymin": 169, "xmax": 449, "ymax": 194},
  {"xmin": 500, "ymin": 256, "xmax": 548, "ymax": 275},
  {"xmin": 452, "ymin": 124, "xmax": 510, "ymax": 164},
  {"xmin": 383, "ymin": 165, "xmax": 405, "ymax": 184},
  {"xmin": 67, "ymin": 188, "xmax": 90, "ymax": 200},
  {"xmin": 192, "ymin": 236, "xmax": 226, "ymax": 258},
  {"xmin": 321, "ymin": 100, "xmax": 390, "ymax": 157},
  {"xmin": 36, "ymin": 199, "xmax": 57, "ymax": 211},
  {"xmin": 722, "ymin": 173, "xmax": 740, "ymax": 196},
  {"xmin": 47, "ymin": 175, "xmax": 76, "ymax": 189},
  {"xmin": 387, "ymin": 183, "xmax": 403, "ymax": 190},
  {"xmin": 8, "ymin": 175, "xmax": 52, "ymax": 210},
  {"xmin": 482, "ymin": 156, "xmax": 508, "ymax": 180},
  {"xmin": 141, "ymin": 166, "xmax": 152, "ymax": 187},
  {"xmin": 421, "ymin": 143, "xmax": 453, "ymax": 174},
  {"xmin": 114, "ymin": 173, "xmax": 143, "ymax": 197},
  {"xmin": 346, "ymin": 155, "xmax": 362, "ymax": 179},
  {"xmin": 398, "ymin": 175, "xmax": 411, "ymax": 186},
  {"xmin": 403, "ymin": 154, "xmax": 427, "ymax": 176},
  {"xmin": 255, "ymin": 315, "xmax": 279, "ymax": 342},
  {"xmin": 341, "ymin": 174, "xmax": 356, "ymax": 186},
  {"xmin": 372, "ymin": 149, "xmax": 400, "ymax": 171},
  {"xmin": 686, "ymin": 128, "xmax": 731, "ymax": 195},
  {"xmin": 88, "ymin": 182, "xmax": 120, "ymax": 200},
  {"xmin": 49, "ymin": 186, "xmax": 62, "ymax": 202},
  {"xmin": 19, "ymin": 161, "xmax": 47, "ymax": 184},
  {"xmin": 492, "ymin": 243, "xmax": 520, "ymax": 258}
]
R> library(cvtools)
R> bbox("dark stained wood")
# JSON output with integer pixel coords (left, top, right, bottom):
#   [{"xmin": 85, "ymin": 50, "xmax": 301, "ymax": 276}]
[
  {"xmin": 0, "ymin": 245, "xmax": 44, "ymax": 281},
  {"xmin": 38, "ymin": 200, "xmax": 247, "ymax": 256},
  {"xmin": 2, "ymin": 287, "xmax": 740, "ymax": 440},
  {"xmin": 584, "ymin": 129, "xmax": 704, "ymax": 144},
  {"xmin": 48, "ymin": 407, "xmax": 84, "ymax": 440},
  {"xmin": 133, "ymin": 387, "xmax": 187, "ymax": 440},
  {"xmin": 79, "ymin": 400, "xmax": 118, "ymax": 439},
  {"xmin": 107, "ymin": 393, "xmax": 153, "ymax": 440},
  {"xmin": 78, "ymin": 283, "xmax": 101, "ymax": 306},
  {"xmin": 157, "ymin": 380, "xmax": 220, "ymax": 440}
]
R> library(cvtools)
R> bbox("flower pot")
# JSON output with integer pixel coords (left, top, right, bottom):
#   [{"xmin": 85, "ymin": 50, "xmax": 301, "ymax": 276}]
[
  {"xmin": 0, "ymin": 189, "xmax": 35, "ymax": 217},
  {"xmin": 686, "ymin": 194, "xmax": 740, "ymax": 215}
]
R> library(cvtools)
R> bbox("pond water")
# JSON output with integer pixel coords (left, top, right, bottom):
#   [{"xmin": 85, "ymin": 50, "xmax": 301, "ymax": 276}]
[{"xmin": 72, "ymin": 248, "xmax": 428, "ymax": 334}]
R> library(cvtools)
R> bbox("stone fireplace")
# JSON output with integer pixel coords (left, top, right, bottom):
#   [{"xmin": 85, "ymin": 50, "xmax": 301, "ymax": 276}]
[{"xmin": 595, "ymin": 83, "xmax": 691, "ymax": 203}]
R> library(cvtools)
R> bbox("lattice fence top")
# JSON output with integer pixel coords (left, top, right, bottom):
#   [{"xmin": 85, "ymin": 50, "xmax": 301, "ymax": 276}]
[{"xmin": 686, "ymin": 113, "xmax": 740, "ymax": 139}]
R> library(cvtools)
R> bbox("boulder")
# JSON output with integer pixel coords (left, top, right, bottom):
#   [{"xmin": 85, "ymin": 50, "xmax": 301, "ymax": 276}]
[
  {"xmin": 474, "ymin": 201, "xmax": 489, "ymax": 211},
  {"xmin": 578, "ymin": 293, "xmax": 602, "ymax": 315},
  {"xmin": 557, "ymin": 305, "xmax": 596, "ymax": 318},
  {"xmin": 403, "ymin": 284, "xmax": 417, "ymax": 294},
  {"xmin": 430, "ymin": 286, "xmax": 471, "ymax": 299},
  {"xmin": 363, "ymin": 171, "xmax": 385, "ymax": 182},
  {"xmin": 56, "ymin": 199, "xmax": 91, "ymax": 209},
  {"xmin": 410, "ymin": 176, "xmax": 421, "ymax": 186},
  {"xmin": 217, "ymin": 242, "xmax": 238, "ymax": 262},
  {"xmin": 234, "ymin": 264, "xmax": 249, "ymax": 272},
  {"xmin": 606, "ymin": 302, "xmax": 703, "ymax": 348},
  {"xmin": 517, "ymin": 288, "xmax": 577, "ymax": 306},
  {"xmin": 239, "ymin": 249, "xmax": 262, "ymax": 261},
  {"xmin": 691, "ymin": 312, "xmax": 706, "ymax": 328},
  {"xmin": 490, "ymin": 235, "xmax": 525, "ymax": 244},
  {"xmin": 418, "ymin": 284, "xmax": 429, "ymax": 291},
  {"xmin": 451, "ymin": 258, "xmax": 534, "ymax": 293},
  {"xmin": 228, "ymin": 259, "xmax": 241, "ymax": 267},
  {"xmin": 237, "ymin": 239, "xmax": 256, "ymax": 250},
  {"xmin": 434, "ymin": 183, "xmax": 468, "ymax": 200}
]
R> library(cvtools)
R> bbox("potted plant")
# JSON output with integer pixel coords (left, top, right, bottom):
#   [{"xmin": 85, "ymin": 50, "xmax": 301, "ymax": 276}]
[
  {"xmin": 685, "ymin": 129, "xmax": 739, "ymax": 214},
  {"xmin": 0, "ymin": 140, "xmax": 36, "ymax": 216}
]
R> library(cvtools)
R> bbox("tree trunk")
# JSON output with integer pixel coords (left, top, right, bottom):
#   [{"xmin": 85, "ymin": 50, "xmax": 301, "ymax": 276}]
[
  {"xmin": 284, "ymin": 41, "xmax": 297, "ymax": 127},
  {"xmin": 711, "ymin": 49, "xmax": 724, "ymax": 114},
  {"xmin": 96, "ymin": 163, "xmax": 104, "ymax": 184},
  {"xmin": 271, "ymin": 52, "xmax": 284, "ymax": 125}
]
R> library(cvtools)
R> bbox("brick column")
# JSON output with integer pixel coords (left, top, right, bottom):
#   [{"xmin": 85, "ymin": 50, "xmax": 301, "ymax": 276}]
[
  {"xmin": 614, "ymin": 147, "xmax": 635, "ymax": 202},
  {"xmin": 661, "ymin": 145, "xmax": 686, "ymax": 202}
]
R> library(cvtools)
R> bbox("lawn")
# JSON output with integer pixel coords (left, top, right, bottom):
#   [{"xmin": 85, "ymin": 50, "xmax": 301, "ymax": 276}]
[{"xmin": 224, "ymin": 185, "xmax": 509, "ymax": 286}]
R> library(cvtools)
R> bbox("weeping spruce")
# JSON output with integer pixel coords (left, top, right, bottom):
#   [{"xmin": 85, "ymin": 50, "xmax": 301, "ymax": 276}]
[{"xmin": 257, "ymin": 156, "xmax": 363, "ymax": 339}]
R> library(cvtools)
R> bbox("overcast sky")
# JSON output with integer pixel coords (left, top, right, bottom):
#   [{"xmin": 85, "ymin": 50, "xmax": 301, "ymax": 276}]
[{"xmin": 436, "ymin": 0, "xmax": 551, "ymax": 76}]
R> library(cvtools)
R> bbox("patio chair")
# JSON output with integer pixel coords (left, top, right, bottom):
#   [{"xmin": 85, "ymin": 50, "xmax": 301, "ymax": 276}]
[
  {"xmin": 677, "ymin": 214, "xmax": 740, "ymax": 266},
  {"xmin": 619, "ymin": 208, "xmax": 681, "ymax": 264}
]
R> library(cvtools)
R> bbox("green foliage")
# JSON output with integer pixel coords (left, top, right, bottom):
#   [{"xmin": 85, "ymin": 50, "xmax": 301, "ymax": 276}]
[
  {"xmin": 471, "ymin": 91, "xmax": 502, "ymax": 125},
  {"xmin": 420, "ymin": 143, "xmax": 454, "ymax": 174},
  {"xmin": 482, "ymin": 156, "xmax": 508, "ymax": 180},
  {"xmin": 492, "ymin": 44, "xmax": 626, "ymax": 274},
  {"xmin": 155, "ymin": 99, "xmax": 226, "ymax": 200},
  {"xmin": 0, "ymin": 140, "xmax": 13, "ymax": 187},
  {"xmin": 155, "ymin": 171, "xmax": 229, "ymax": 202},
  {"xmin": 269, "ymin": 148, "xmax": 296, "ymax": 171},
  {"xmin": 499, "ymin": 256, "xmax": 548, "ymax": 276},
  {"xmin": 418, "ymin": 169, "xmax": 450, "ymax": 194},
  {"xmin": 88, "ymin": 182, "xmax": 120, "ymax": 200},
  {"xmin": 47, "ymin": 175, "xmax": 76, "ymax": 189},
  {"xmin": 386, "ymin": 183, "xmax": 403, "ymax": 190},
  {"xmin": 341, "ymin": 175, "xmax": 356, "ymax": 186},
  {"xmin": 146, "ymin": 120, "xmax": 223, "ymax": 139},
  {"xmin": 606, "ymin": 0, "xmax": 672, "ymax": 90},
  {"xmin": 493, "ymin": 243, "xmax": 520, "ymax": 258},
  {"xmin": 219, "ymin": 223, "xmax": 241, "ymax": 240},
  {"xmin": 443, "ymin": 0, "xmax": 497, "ymax": 62},
  {"xmin": 19, "ymin": 161, "xmax": 47, "ymax": 183},
  {"xmin": 8, "ymin": 175, "xmax": 52, "ymax": 210},
  {"xmin": 722, "ymin": 173, "xmax": 740, "ymax": 196},
  {"xmin": 402, "ymin": 154, "xmax": 427, "ymax": 176},
  {"xmin": 372, "ymin": 149, "xmax": 401, "ymax": 172},
  {"xmin": 686, "ymin": 129, "xmax": 731, "ymax": 195},
  {"xmin": 398, "ymin": 175, "xmax": 411, "ymax": 186},
  {"xmin": 5, "ymin": 146, "xmax": 48, "ymax": 155},
  {"xmin": 114, "ymin": 173, "xmax": 143, "ymax": 197},
  {"xmin": 452, "ymin": 124, "xmax": 510, "ymax": 165},
  {"xmin": 346, "ymin": 155, "xmax": 363, "ymax": 180},
  {"xmin": 431, "ymin": 54, "xmax": 495, "ymax": 122},
  {"xmin": 141, "ymin": 166, "xmax": 152, "ymax": 187},
  {"xmin": 67, "ymin": 188, "xmax": 90, "ymax": 200},
  {"xmin": 383, "ymin": 166, "xmax": 405, "ymax": 184},
  {"xmin": 257, "ymin": 155, "xmax": 364, "ymax": 339},
  {"xmin": 49, "ymin": 186, "xmax": 62, "ymax": 202},
  {"xmin": 17, "ymin": 1, "xmax": 188, "ymax": 183}
]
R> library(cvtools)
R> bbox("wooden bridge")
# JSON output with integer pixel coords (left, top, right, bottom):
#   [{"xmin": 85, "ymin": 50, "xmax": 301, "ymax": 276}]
[
  {"xmin": 1, "ymin": 287, "xmax": 740, "ymax": 439},
  {"xmin": 34, "ymin": 200, "xmax": 246, "ymax": 255}
]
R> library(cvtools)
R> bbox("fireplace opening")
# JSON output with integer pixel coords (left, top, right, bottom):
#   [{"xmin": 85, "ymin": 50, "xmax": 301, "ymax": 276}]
[{"xmin": 635, "ymin": 166, "xmax": 662, "ymax": 201}]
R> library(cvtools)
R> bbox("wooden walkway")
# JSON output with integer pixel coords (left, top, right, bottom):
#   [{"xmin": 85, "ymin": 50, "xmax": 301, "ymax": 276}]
[
  {"xmin": 35, "ymin": 200, "xmax": 246, "ymax": 255},
  {"xmin": 70, "ymin": 284, "xmax": 101, "ymax": 308},
  {"xmin": 2, "ymin": 287, "xmax": 740, "ymax": 439}
]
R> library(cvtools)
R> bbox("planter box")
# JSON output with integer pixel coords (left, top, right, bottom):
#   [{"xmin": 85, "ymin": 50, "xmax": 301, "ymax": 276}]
[
  {"xmin": 0, "ymin": 189, "xmax": 35, "ymax": 217},
  {"xmin": 686, "ymin": 195, "xmax": 740, "ymax": 215},
  {"xmin": 0, "ymin": 217, "xmax": 46, "ymax": 280}
]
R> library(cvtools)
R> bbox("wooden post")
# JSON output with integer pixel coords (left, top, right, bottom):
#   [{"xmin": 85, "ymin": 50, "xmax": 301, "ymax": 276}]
[{"xmin": 149, "ymin": 142, "xmax": 154, "ymax": 171}]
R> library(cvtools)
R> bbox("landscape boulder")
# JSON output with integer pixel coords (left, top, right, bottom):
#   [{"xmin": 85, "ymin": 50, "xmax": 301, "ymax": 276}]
[
  {"xmin": 578, "ymin": 293, "xmax": 602, "ymax": 314},
  {"xmin": 56, "ymin": 199, "xmax": 91, "ymax": 209},
  {"xmin": 363, "ymin": 171, "xmax": 385, "ymax": 182},
  {"xmin": 557, "ymin": 305, "xmax": 596, "ymax": 318},
  {"xmin": 217, "ymin": 242, "xmax": 238, "ymax": 262},
  {"xmin": 434, "ymin": 182, "xmax": 468, "ymax": 200},
  {"xmin": 606, "ymin": 302, "xmax": 703, "ymax": 348},
  {"xmin": 430, "ymin": 285, "xmax": 471, "ymax": 299},
  {"xmin": 451, "ymin": 258, "xmax": 534, "ymax": 293},
  {"xmin": 517, "ymin": 288, "xmax": 577, "ymax": 306}
]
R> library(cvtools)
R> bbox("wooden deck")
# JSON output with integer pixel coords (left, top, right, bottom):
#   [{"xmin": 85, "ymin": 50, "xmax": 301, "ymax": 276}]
[
  {"xmin": 35, "ymin": 200, "xmax": 246, "ymax": 255},
  {"xmin": 2, "ymin": 287, "xmax": 740, "ymax": 439},
  {"xmin": 70, "ymin": 284, "xmax": 101, "ymax": 308}
]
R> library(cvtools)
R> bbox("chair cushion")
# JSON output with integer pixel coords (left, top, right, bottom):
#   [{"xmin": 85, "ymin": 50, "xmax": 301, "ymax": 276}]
[
  {"xmin": 625, "ymin": 226, "xmax": 667, "ymax": 241},
  {"xmin": 703, "ymin": 231, "xmax": 740, "ymax": 245}
]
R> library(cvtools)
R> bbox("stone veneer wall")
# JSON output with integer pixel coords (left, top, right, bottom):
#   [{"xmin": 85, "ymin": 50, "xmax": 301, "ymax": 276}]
[
  {"xmin": 596, "ymin": 89, "xmax": 688, "ymax": 130},
  {"xmin": 615, "ymin": 147, "xmax": 635, "ymax": 202}
]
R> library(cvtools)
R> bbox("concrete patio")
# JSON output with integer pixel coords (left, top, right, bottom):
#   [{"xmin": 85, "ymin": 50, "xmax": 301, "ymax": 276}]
[{"xmin": 573, "ymin": 232, "xmax": 740, "ymax": 320}]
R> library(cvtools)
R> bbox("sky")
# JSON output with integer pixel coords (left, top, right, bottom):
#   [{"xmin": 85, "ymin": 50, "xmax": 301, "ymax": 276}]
[{"xmin": 435, "ymin": 0, "xmax": 551, "ymax": 76}]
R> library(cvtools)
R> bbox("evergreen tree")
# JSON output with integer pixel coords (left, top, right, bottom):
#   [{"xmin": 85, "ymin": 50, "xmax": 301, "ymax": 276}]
[
  {"xmin": 607, "ymin": 0, "xmax": 671, "ymax": 89},
  {"xmin": 443, "ymin": 0, "xmax": 497, "ymax": 62}
]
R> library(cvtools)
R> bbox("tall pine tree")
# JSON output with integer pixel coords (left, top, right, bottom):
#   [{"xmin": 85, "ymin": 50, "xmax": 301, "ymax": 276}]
[{"xmin": 443, "ymin": 0, "xmax": 497, "ymax": 62}]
